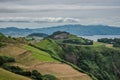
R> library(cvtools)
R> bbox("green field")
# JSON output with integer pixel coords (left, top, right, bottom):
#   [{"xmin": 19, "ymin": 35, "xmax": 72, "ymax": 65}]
[
  {"xmin": 34, "ymin": 39, "xmax": 64, "ymax": 57},
  {"xmin": 24, "ymin": 45, "xmax": 58, "ymax": 62}
]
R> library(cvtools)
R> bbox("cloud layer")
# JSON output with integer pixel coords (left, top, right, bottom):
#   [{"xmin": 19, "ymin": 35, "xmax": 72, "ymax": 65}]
[
  {"xmin": 0, "ymin": 0, "xmax": 120, "ymax": 28},
  {"xmin": 0, "ymin": 4, "xmax": 120, "ymax": 13},
  {"xmin": 0, "ymin": 17, "xmax": 80, "ymax": 23}
]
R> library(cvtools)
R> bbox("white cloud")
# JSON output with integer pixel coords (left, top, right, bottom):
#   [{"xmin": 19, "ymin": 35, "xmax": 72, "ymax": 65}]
[
  {"xmin": 0, "ymin": 17, "xmax": 80, "ymax": 23},
  {"xmin": 0, "ymin": 4, "xmax": 120, "ymax": 13}
]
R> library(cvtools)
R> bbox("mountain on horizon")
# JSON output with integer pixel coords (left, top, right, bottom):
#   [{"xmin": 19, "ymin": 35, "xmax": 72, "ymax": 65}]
[{"xmin": 0, "ymin": 24, "xmax": 120, "ymax": 37}]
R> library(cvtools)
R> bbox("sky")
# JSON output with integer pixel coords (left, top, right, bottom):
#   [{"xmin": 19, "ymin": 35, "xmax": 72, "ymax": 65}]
[{"xmin": 0, "ymin": 0, "xmax": 120, "ymax": 28}]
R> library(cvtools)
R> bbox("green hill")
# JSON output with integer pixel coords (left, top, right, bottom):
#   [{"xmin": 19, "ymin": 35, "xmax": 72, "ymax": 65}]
[
  {"xmin": 27, "ymin": 33, "xmax": 48, "ymax": 37},
  {"xmin": 31, "ymin": 31, "xmax": 120, "ymax": 80},
  {"xmin": 48, "ymin": 31, "xmax": 93, "ymax": 45},
  {"xmin": 1, "ymin": 31, "xmax": 120, "ymax": 80},
  {"xmin": 0, "ymin": 33, "xmax": 92, "ymax": 80}
]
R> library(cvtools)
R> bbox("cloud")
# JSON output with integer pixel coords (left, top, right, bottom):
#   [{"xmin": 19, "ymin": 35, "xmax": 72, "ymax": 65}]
[
  {"xmin": 0, "ymin": 0, "xmax": 16, "ymax": 2},
  {"xmin": 0, "ymin": 17, "xmax": 80, "ymax": 23},
  {"xmin": 0, "ymin": 4, "xmax": 120, "ymax": 13},
  {"xmin": 0, "ymin": 0, "xmax": 120, "ymax": 4}
]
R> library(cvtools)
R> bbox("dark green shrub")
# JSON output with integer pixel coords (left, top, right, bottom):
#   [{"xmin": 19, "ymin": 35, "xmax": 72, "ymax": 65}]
[
  {"xmin": 0, "ymin": 56, "xmax": 15, "ymax": 66},
  {"xmin": 0, "ymin": 42, "xmax": 6, "ymax": 47},
  {"xmin": 42, "ymin": 74, "xmax": 57, "ymax": 80},
  {"xmin": 31, "ymin": 70, "xmax": 42, "ymax": 80}
]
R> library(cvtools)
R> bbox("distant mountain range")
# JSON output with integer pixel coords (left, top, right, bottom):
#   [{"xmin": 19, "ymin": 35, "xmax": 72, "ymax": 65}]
[{"xmin": 0, "ymin": 24, "xmax": 120, "ymax": 37}]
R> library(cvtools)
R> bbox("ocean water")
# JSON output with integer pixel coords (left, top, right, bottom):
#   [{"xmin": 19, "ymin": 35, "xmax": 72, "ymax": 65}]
[{"xmin": 80, "ymin": 35, "xmax": 120, "ymax": 41}]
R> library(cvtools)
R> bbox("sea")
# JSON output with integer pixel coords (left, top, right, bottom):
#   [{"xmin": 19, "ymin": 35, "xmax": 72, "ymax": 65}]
[{"xmin": 80, "ymin": 35, "xmax": 120, "ymax": 41}]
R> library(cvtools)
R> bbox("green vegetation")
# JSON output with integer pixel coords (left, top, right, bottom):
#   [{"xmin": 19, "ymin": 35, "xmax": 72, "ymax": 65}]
[
  {"xmin": 1, "ymin": 31, "xmax": 120, "ymax": 80},
  {"xmin": 0, "ymin": 42, "xmax": 6, "ymax": 47},
  {"xmin": 2, "ymin": 64, "xmax": 57, "ymax": 80},
  {"xmin": 93, "ymin": 42, "xmax": 106, "ymax": 47},
  {"xmin": 0, "ymin": 33, "xmax": 7, "ymax": 42},
  {"xmin": 48, "ymin": 31, "xmax": 93, "ymax": 45},
  {"xmin": 0, "ymin": 68, "xmax": 31, "ymax": 80},
  {"xmin": 34, "ymin": 39, "xmax": 64, "ymax": 57},
  {"xmin": 0, "ymin": 32, "xmax": 27, "ymax": 43},
  {"xmin": 0, "ymin": 55, "xmax": 57, "ymax": 80},
  {"xmin": 2, "ymin": 65, "xmax": 32, "ymax": 77},
  {"xmin": 0, "ymin": 56, "xmax": 15, "ymax": 66},
  {"xmin": 27, "ymin": 33, "xmax": 48, "ymax": 37},
  {"xmin": 42, "ymin": 74, "xmax": 57, "ymax": 80},
  {"xmin": 98, "ymin": 38, "xmax": 120, "ymax": 47},
  {"xmin": 60, "ymin": 44, "xmax": 120, "ymax": 80},
  {"xmin": 33, "ymin": 33, "xmax": 120, "ymax": 80},
  {"xmin": 24, "ymin": 45, "xmax": 58, "ymax": 62},
  {"xmin": 31, "ymin": 70, "xmax": 42, "ymax": 80}
]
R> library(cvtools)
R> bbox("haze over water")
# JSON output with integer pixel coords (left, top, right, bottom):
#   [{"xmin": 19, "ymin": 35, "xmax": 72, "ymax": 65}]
[{"xmin": 80, "ymin": 35, "xmax": 120, "ymax": 41}]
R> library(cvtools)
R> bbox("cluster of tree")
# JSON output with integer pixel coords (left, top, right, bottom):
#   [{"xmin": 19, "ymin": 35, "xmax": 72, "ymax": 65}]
[
  {"xmin": 60, "ymin": 45, "xmax": 120, "ymax": 80},
  {"xmin": 0, "ymin": 42, "xmax": 6, "ymax": 47},
  {"xmin": 62, "ymin": 39, "xmax": 93, "ymax": 45},
  {"xmin": 27, "ymin": 33, "xmax": 48, "ymax": 38},
  {"xmin": 2, "ymin": 65, "xmax": 42, "ymax": 80},
  {"xmin": 49, "ymin": 31, "xmax": 69, "ymax": 37},
  {"xmin": 0, "ymin": 55, "xmax": 57, "ymax": 80},
  {"xmin": 0, "ymin": 33, "xmax": 7, "ymax": 42},
  {"xmin": 0, "ymin": 56, "xmax": 15, "ymax": 66},
  {"xmin": 48, "ymin": 31, "xmax": 93, "ymax": 45},
  {"xmin": 2, "ymin": 65, "xmax": 57, "ymax": 80},
  {"xmin": 0, "ymin": 32, "xmax": 28, "ymax": 44},
  {"xmin": 31, "ymin": 35, "xmax": 120, "ymax": 80},
  {"xmin": 98, "ymin": 38, "xmax": 120, "ymax": 47}
]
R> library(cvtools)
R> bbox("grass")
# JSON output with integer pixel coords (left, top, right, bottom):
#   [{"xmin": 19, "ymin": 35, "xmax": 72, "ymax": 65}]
[
  {"xmin": 93, "ymin": 42, "xmax": 113, "ymax": 48},
  {"xmin": 24, "ymin": 45, "xmax": 58, "ymax": 62},
  {"xmin": 0, "ymin": 68, "xmax": 31, "ymax": 80},
  {"xmin": 35, "ymin": 39, "xmax": 64, "ymax": 57},
  {"xmin": 93, "ymin": 42, "xmax": 106, "ymax": 46}
]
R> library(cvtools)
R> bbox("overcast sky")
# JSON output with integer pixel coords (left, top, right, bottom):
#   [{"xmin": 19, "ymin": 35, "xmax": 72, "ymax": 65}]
[{"xmin": 0, "ymin": 0, "xmax": 120, "ymax": 28}]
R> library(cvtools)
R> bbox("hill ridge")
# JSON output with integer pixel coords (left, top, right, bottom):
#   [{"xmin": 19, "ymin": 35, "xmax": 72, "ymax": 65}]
[{"xmin": 0, "ymin": 24, "xmax": 120, "ymax": 36}]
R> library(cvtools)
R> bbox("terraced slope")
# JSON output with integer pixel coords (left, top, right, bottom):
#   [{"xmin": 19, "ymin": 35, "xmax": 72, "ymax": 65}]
[
  {"xmin": 0, "ymin": 44, "xmax": 92, "ymax": 80},
  {"xmin": 31, "ymin": 62, "xmax": 92, "ymax": 80}
]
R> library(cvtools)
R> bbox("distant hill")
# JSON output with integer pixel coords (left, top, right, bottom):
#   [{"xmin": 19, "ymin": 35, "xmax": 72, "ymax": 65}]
[
  {"xmin": 48, "ymin": 31, "xmax": 93, "ymax": 45},
  {"xmin": 37, "ymin": 25, "xmax": 120, "ymax": 36},
  {"xmin": 0, "ymin": 24, "xmax": 120, "ymax": 36},
  {"xmin": 27, "ymin": 33, "xmax": 48, "ymax": 37},
  {"xmin": 0, "ymin": 27, "xmax": 32, "ymax": 37}
]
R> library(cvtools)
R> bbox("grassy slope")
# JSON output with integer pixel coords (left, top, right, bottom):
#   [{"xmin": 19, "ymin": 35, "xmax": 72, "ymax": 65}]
[
  {"xmin": 0, "ymin": 68, "xmax": 31, "ymax": 80},
  {"xmin": 35, "ymin": 39, "xmax": 64, "ymax": 57},
  {"xmin": 0, "ymin": 43, "xmax": 92, "ymax": 80},
  {"xmin": 24, "ymin": 45, "xmax": 58, "ymax": 62},
  {"xmin": 60, "ymin": 42, "xmax": 120, "ymax": 80},
  {"xmin": 93, "ymin": 42, "xmax": 113, "ymax": 47},
  {"xmin": 34, "ymin": 38, "xmax": 120, "ymax": 80},
  {"xmin": 32, "ymin": 63, "xmax": 92, "ymax": 80},
  {"xmin": 31, "ymin": 39, "xmax": 93, "ymax": 80}
]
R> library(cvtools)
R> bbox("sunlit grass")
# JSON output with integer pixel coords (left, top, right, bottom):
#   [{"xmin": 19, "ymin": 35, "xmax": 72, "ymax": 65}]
[{"xmin": 24, "ymin": 45, "xmax": 58, "ymax": 62}]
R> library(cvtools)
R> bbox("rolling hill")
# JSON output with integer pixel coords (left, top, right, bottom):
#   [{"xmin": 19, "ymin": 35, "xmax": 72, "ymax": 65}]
[
  {"xmin": 31, "ymin": 31, "xmax": 120, "ymax": 80},
  {"xmin": 0, "ymin": 24, "xmax": 120, "ymax": 36},
  {"xmin": 0, "ymin": 33, "xmax": 92, "ymax": 80},
  {"xmin": 0, "ymin": 31, "xmax": 120, "ymax": 80}
]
